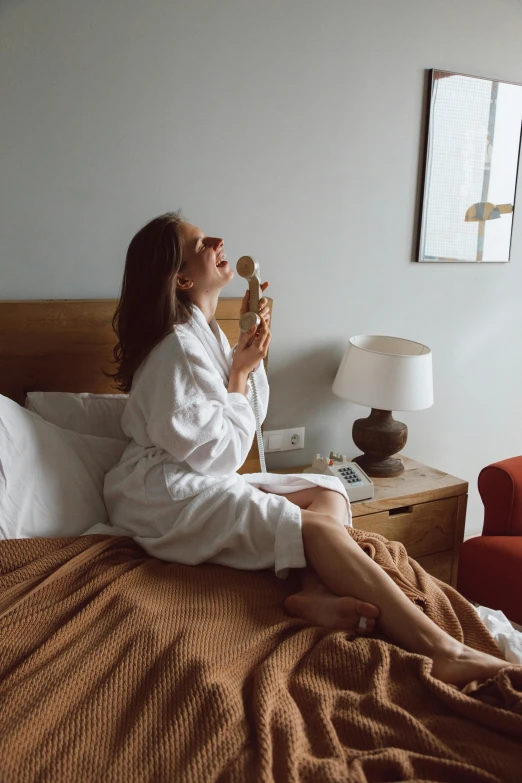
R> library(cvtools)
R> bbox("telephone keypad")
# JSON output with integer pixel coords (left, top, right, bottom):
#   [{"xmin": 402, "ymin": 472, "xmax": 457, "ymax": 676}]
[
  {"xmin": 338, "ymin": 467, "xmax": 363, "ymax": 485},
  {"xmin": 329, "ymin": 463, "xmax": 374, "ymax": 501},
  {"xmin": 303, "ymin": 455, "xmax": 374, "ymax": 502}
]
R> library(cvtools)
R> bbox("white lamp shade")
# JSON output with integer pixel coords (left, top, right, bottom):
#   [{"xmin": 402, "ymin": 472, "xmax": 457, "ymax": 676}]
[{"xmin": 332, "ymin": 335, "xmax": 433, "ymax": 411}]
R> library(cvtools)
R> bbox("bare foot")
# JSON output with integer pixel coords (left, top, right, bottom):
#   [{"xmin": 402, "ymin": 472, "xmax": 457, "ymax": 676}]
[
  {"xmin": 431, "ymin": 642, "xmax": 514, "ymax": 686},
  {"xmin": 284, "ymin": 586, "xmax": 380, "ymax": 634}
]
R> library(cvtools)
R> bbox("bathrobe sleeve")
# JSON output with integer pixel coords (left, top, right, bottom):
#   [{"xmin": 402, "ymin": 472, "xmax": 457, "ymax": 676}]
[{"xmin": 145, "ymin": 332, "xmax": 258, "ymax": 477}]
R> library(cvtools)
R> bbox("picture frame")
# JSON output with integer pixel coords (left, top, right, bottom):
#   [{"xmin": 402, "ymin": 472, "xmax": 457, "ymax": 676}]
[{"xmin": 418, "ymin": 69, "xmax": 522, "ymax": 263}]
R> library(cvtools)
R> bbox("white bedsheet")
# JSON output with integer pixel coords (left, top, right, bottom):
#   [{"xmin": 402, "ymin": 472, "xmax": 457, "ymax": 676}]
[{"xmin": 475, "ymin": 605, "xmax": 522, "ymax": 664}]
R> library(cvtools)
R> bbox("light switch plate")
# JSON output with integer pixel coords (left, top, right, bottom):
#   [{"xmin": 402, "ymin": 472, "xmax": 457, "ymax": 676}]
[{"xmin": 262, "ymin": 427, "xmax": 305, "ymax": 452}]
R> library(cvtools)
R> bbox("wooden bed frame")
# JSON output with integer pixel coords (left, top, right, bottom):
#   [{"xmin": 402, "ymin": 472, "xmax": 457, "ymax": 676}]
[{"xmin": 0, "ymin": 297, "xmax": 271, "ymax": 473}]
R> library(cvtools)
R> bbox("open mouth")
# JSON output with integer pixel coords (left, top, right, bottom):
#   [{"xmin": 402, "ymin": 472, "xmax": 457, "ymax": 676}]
[{"xmin": 216, "ymin": 252, "xmax": 228, "ymax": 267}]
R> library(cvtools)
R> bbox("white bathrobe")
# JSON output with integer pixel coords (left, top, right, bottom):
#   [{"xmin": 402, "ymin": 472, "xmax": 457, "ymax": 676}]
[{"xmin": 103, "ymin": 305, "xmax": 351, "ymax": 577}]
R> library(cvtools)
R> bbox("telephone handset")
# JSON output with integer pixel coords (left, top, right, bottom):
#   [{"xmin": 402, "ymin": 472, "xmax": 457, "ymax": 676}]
[
  {"xmin": 236, "ymin": 255, "xmax": 262, "ymax": 333},
  {"xmin": 236, "ymin": 255, "xmax": 267, "ymax": 473}
]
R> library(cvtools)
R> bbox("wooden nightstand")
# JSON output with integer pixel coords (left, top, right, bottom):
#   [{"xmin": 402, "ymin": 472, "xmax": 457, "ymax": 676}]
[
  {"xmin": 349, "ymin": 457, "xmax": 467, "ymax": 586},
  {"xmin": 276, "ymin": 456, "xmax": 468, "ymax": 587}
]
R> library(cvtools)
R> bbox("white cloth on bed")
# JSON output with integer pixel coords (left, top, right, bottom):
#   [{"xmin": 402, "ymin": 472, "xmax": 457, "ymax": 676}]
[
  {"xmin": 100, "ymin": 305, "xmax": 350, "ymax": 577},
  {"xmin": 474, "ymin": 605, "xmax": 522, "ymax": 664}
]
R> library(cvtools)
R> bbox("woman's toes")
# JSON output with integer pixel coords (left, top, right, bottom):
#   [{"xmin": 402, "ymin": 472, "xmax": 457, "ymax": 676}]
[
  {"xmin": 356, "ymin": 617, "xmax": 376, "ymax": 635},
  {"xmin": 284, "ymin": 591, "xmax": 380, "ymax": 634},
  {"xmin": 356, "ymin": 600, "xmax": 380, "ymax": 619},
  {"xmin": 336, "ymin": 598, "xmax": 375, "ymax": 634},
  {"xmin": 353, "ymin": 601, "xmax": 379, "ymax": 635},
  {"xmin": 283, "ymin": 594, "xmax": 301, "ymax": 617}
]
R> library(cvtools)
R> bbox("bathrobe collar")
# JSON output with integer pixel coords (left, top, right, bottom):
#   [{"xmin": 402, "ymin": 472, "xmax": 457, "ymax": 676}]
[{"xmin": 189, "ymin": 305, "xmax": 231, "ymax": 385}]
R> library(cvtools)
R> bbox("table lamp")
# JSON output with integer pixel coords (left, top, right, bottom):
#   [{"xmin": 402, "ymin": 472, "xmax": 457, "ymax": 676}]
[{"xmin": 332, "ymin": 335, "xmax": 433, "ymax": 477}]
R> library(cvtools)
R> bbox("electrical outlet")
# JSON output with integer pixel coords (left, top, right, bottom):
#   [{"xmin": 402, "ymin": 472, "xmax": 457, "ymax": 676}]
[{"xmin": 262, "ymin": 427, "xmax": 305, "ymax": 452}]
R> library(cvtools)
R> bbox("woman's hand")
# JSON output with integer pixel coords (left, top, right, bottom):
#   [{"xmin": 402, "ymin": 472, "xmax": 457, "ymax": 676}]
[
  {"xmin": 240, "ymin": 282, "xmax": 271, "ymax": 331},
  {"xmin": 229, "ymin": 281, "xmax": 271, "ymax": 394},
  {"xmin": 230, "ymin": 309, "xmax": 271, "ymax": 378}
]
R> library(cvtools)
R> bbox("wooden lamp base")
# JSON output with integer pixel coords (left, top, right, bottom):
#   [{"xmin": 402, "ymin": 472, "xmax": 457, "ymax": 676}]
[{"xmin": 352, "ymin": 408, "xmax": 408, "ymax": 478}]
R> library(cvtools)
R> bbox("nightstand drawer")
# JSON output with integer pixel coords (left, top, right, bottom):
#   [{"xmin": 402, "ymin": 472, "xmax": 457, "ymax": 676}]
[{"xmin": 353, "ymin": 497, "xmax": 458, "ymax": 558}]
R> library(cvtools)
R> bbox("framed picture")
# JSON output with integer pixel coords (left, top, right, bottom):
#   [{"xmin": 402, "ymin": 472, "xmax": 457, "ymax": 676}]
[{"xmin": 418, "ymin": 69, "xmax": 522, "ymax": 263}]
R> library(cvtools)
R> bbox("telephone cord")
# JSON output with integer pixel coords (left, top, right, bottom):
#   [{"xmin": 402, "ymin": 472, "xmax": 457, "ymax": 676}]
[{"xmin": 249, "ymin": 373, "xmax": 267, "ymax": 473}]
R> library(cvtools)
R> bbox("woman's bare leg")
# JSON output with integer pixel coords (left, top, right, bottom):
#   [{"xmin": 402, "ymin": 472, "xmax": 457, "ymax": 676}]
[
  {"xmin": 275, "ymin": 487, "xmax": 379, "ymax": 634},
  {"xmin": 300, "ymin": 507, "xmax": 515, "ymax": 685}
]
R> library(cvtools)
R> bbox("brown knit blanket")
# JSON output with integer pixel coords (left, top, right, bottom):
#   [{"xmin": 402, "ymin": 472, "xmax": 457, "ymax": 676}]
[{"xmin": 0, "ymin": 531, "xmax": 521, "ymax": 783}]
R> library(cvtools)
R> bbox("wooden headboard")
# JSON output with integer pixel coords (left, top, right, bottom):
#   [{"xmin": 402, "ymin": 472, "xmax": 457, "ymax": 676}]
[{"xmin": 0, "ymin": 297, "xmax": 272, "ymax": 473}]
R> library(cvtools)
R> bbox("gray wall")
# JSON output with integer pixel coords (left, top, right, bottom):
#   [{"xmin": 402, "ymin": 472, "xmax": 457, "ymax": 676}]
[{"xmin": 2, "ymin": 0, "xmax": 522, "ymax": 536}]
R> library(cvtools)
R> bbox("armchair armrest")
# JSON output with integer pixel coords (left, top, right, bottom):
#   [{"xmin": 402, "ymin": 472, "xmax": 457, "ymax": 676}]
[{"xmin": 479, "ymin": 456, "xmax": 522, "ymax": 536}]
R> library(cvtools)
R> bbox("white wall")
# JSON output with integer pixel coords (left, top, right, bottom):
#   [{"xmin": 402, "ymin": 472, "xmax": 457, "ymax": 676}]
[{"xmin": 2, "ymin": 0, "xmax": 522, "ymax": 536}]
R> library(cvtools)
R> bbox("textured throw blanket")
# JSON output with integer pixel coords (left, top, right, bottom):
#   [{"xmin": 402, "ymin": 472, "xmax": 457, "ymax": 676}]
[{"xmin": 0, "ymin": 531, "xmax": 521, "ymax": 783}]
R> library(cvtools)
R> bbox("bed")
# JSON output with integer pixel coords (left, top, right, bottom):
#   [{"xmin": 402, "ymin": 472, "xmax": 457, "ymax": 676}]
[{"xmin": 0, "ymin": 299, "xmax": 521, "ymax": 783}]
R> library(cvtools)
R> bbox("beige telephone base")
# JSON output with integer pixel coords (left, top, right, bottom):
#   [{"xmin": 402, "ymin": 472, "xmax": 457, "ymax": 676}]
[{"xmin": 303, "ymin": 451, "xmax": 374, "ymax": 503}]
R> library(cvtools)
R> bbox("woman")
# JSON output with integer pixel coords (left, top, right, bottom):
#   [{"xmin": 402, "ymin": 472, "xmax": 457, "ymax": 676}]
[{"xmin": 105, "ymin": 212, "xmax": 513, "ymax": 687}]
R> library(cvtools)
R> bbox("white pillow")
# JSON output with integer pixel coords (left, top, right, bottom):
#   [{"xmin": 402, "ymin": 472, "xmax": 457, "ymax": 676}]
[
  {"xmin": 26, "ymin": 391, "xmax": 130, "ymax": 440},
  {"xmin": 0, "ymin": 394, "xmax": 128, "ymax": 539}
]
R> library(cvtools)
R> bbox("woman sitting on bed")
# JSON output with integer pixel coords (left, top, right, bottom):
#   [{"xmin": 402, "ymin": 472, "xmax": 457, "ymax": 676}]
[{"xmin": 105, "ymin": 211, "xmax": 516, "ymax": 687}]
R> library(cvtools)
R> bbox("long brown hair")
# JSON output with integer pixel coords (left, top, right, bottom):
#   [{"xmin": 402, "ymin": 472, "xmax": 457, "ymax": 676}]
[{"xmin": 108, "ymin": 211, "xmax": 192, "ymax": 392}]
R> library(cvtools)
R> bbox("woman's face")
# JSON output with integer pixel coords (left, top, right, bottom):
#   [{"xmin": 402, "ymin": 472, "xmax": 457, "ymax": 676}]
[{"xmin": 177, "ymin": 222, "xmax": 234, "ymax": 295}]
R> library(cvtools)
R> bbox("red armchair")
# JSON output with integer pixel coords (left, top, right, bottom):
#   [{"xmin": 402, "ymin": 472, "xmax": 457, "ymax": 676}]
[{"xmin": 457, "ymin": 456, "xmax": 522, "ymax": 626}]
